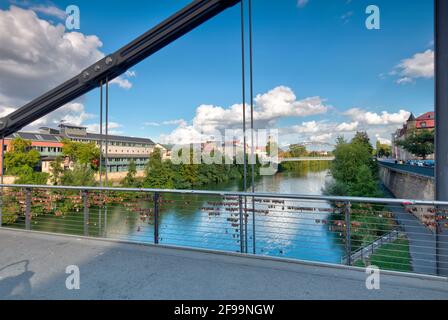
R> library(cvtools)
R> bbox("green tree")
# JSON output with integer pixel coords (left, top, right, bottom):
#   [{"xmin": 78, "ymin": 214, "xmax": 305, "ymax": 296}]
[
  {"xmin": 15, "ymin": 172, "xmax": 49, "ymax": 185},
  {"xmin": 61, "ymin": 162, "xmax": 96, "ymax": 186},
  {"xmin": 352, "ymin": 131, "xmax": 374, "ymax": 155},
  {"xmin": 62, "ymin": 139, "xmax": 100, "ymax": 169},
  {"xmin": 49, "ymin": 156, "xmax": 64, "ymax": 185},
  {"xmin": 4, "ymin": 137, "xmax": 40, "ymax": 176},
  {"xmin": 327, "ymin": 132, "xmax": 381, "ymax": 198},
  {"xmin": 122, "ymin": 159, "xmax": 138, "ymax": 187},
  {"xmin": 375, "ymin": 141, "xmax": 392, "ymax": 158},
  {"xmin": 335, "ymin": 135, "xmax": 347, "ymax": 146},
  {"xmin": 143, "ymin": 148, "xmax": 175, "ymax": 188},
  {"xmin": 349, "ymin": 164, "xmax": 382, "ymax": 197},
  {"xmin": 141, "ymin": 146, "xmax": 259, "ymax": 190},
  {"xmin": 331, "ymin": 142, "xmax": 373, "ymax": 185},
  {"xmin": 288, "ymin": 144, "xmax": 307, "ymax": 158},
  {"xmin": 397, "ymin": 129, "xmax": 434, "ymax": 159}
]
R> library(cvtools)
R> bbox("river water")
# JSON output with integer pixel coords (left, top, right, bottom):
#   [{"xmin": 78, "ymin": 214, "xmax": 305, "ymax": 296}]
[{"xmin": 19, "ymin": 164, "xmax": 345, "ymax": 264}]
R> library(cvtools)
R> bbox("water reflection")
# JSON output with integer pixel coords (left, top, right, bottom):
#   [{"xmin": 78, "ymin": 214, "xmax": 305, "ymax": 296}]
[{"xmin": 13, "ymin": 163, "xmax": 344, "ymax": 263}]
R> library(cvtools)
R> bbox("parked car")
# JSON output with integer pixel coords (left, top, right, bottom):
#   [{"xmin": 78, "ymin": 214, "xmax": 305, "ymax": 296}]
[
  {"xmin": 423, "ymin": 160, "xmax": 435, "ymax": 167},
  {"xmin": 404, "ymin": 159, "xmax": 435, "ymax": 167}
]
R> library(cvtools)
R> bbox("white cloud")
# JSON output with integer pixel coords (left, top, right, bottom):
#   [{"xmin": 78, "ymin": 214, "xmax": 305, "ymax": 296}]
[
  {"xmin": 110, "ymin": 69, "xmax": 137, "ymax": 89},
  {"xmin": 284, "ymin": 120, "xmax": 357, "ymax": 146},
  {"xmin": 158, "ymin": 86, "xmax": 408, "ymax": 148},
  {"xmin": 277, "ymin": 109, "xmax": 407, "ymax": 147},
  {"xmin": 375, "ymin": 134, "xmax": 392, "ymax": 145},
  {"xmin": 163, "ymin": 119, "xmax": 187, "ymax": 126},
  {"xmin": 291, "ymin": 121, "xmax": 321, "ymax": 134},
  {"xmin": 297, "ymin": 0, "xmax": 309, "ymax": 8},
  {"xmin": 192, "ymin": 86, "xmax": 328, "ymax": 132},
  {"xmin": 110, "ymin": 77, "xmax": 132, "ymax": 89},
  {"xmin": 328, "ymin": 108, "xmax": 411, "ymax": 147},
  {"xmin": 340, "ymin": 11, "xmax": 354, "ymax": 23},
  {"xmin": 144, "ymin": 119, "xmax": 187, "ymax": 127},
  {"xmin": 344, "ymin": 108, "xmax": 410, "ymax": 125},
  {"xmin": 29, "ymin": 102, "xmax": 95, "ymax": 129},
  {"xmin": 85, "ymin": 122, "xmax": 123, "ymax": 135},
  {"xmin": 396, "ymin": 77, "xmax": 413, "ymax": 85},
  {"xmin": 159, "ymin": 125, "xmax": 202, "ymax": 145},
  {"xmin": 125, "ymin": 70, "xmax": 137, "ymax": 78},
  {"xmin": 0, "ymin": 6, "xmax": 132, "ymax": 131},
  {"xmin": 0, "ymin": 6, "xmax": 104, "ymax": 105},
  {"xmin": 291, "ymin": 120, "xmax": 358, "ymax": 136},
  {"xmin": 395, "ymin": 49, "xmax": 434, "ymax": 84},
  {"xmin": 0, "ymin": 105, "xmax": 16, "ymax": 118},
  {"xmin": 159, "ymin": 86, "xmax": 329, "ymax": 144},
  {"xmin": 310, "ymin": 133, "xmax": 333, "ymax": 143},
  {"xmin": 336, "ymin": 121, "xmax": 359, "ymax": 132},
  {"xmin": 29, "ymin": 5, "xmax": 66, "ymax": 20},
  {"xmin": 255, "ymin": 86, "xmax": 328, "ymax": 119}
]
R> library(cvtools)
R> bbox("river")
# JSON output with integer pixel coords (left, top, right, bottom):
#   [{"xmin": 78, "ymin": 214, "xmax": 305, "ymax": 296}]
[{"xmin": 15, "ymin": 162, "xmax": 345, "ymax": 264}]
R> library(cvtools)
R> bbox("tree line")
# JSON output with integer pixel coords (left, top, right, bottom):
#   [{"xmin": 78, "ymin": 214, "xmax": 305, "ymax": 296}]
[{"xmin": 4, "ymin": 137, "xmax": 261, "ymax": 189}]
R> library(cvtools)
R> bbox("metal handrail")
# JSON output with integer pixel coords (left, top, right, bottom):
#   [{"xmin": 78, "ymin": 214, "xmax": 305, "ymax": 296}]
[
  {"xmin": 1, "ymin": 183, "xmax": 448, "ymax": 206},
  {"xmin": 1, "ymin": 182, "xmax": 447, "ymax": 276}
]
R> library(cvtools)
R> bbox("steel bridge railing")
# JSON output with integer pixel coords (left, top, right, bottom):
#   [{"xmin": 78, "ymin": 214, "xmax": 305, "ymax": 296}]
[{"xmin": 0, "ymin": 183, "xmax": 447, "ymax": 277}]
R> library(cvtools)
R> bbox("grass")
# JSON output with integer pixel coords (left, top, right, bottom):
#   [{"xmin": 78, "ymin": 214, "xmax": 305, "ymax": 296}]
[{"xmin": 353, "ymin": 237, "xmax": 412, "ymax": 272}]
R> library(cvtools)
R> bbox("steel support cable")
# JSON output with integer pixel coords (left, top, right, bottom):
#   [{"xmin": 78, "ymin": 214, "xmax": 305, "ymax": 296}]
[
  {"xmin": 105, "ymin": 77, "xmax": 109, "ymax": 187},
  {"xmin": 104, "ymin": 77, "xmax": 109, "ymax": 236},
  {"xmin": 99, "ymin": 80, "xmax": 103, "ymax": 235},
  {"xmin": 240, "ymin": 0, "xmax": 248, "ymax": 253},
  {"xmin": 99, "ymin": 81, "xmax": 103, "ymax": 187},
  {"xmin": 248, "ymin": 0, "xmax": 256, "ymax": 254}
]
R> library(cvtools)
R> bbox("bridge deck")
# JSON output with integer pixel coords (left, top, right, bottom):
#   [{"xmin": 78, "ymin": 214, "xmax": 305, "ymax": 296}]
[{"xmin": 0, "ymin": 229, "xmax": 447, "ymax": 300}]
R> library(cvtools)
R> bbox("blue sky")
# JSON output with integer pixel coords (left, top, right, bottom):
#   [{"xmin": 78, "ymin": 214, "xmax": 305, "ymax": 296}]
[{"xmin": 0, "ymin": 0, "xmax": 435, "ymax": 147}]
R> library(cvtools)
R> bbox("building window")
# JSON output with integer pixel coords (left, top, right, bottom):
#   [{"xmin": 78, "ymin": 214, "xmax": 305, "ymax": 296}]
[{"xmin": 421, "ymin": 122, "xmax": 427, "ymax": 128}]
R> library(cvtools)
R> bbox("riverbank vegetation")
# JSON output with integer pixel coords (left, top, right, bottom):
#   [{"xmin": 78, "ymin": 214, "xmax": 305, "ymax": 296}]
[
  {"xmin": 280, "ymin": 143, "xmax": 333, "ymax": 158},
  {"xmin": 279, "ymin": 160, "xmax": 331, "ymax": 176},
  {"xmin": 354, "ymin": 237, "xmax": 412, "ymax": 272},
  {"xmin": 324, "ymin": 132, "xmax": 411, "ymax": 271},
  {"xmin": 140, "ymin": 148, "xmax": 261, "ymax": 189},
  {"xmin": 278, "ymin": 144, "xmax": 332, "ymax": 175},
  {"xmin": 4, "ymin": 136, "xmax": 261, "ymax": 190},
  {"xmin": 1, "ymin": 138, "xmax": 263, "ymax": 225}
]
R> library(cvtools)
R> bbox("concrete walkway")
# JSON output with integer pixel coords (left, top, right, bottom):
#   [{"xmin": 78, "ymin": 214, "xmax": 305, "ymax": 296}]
[
  {"xmin": 390, "ymin": 206, "xmax": 438, "ymax": 275},
  {"xmin": 0, "ymin": 229, "xmax": 447, "ymax": 300}
]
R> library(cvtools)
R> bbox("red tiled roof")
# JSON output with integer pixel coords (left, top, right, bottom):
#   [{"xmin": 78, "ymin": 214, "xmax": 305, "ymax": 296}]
[
  {"xmin": 416, "ymin": 112, "xmax": 434, "ymax": 120},
  {"xmin": 416, "ymin": 112, "xmax": 435, "ymax": 129}
]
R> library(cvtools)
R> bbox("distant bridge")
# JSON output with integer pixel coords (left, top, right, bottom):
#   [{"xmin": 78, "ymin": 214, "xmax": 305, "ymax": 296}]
[{"xmin": 279, "ymin": 156, "xmax": 335, "ymax": 162}]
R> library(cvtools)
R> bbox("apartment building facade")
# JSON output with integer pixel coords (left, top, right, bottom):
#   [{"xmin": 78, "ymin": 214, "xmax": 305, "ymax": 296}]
[
  {"xmin": 1, "ymin": 124, "xmax": 163, "ymax": 174},
  {"xmin": 392, "ymin": 112, "xmax": 435, "ymax": 161}
]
